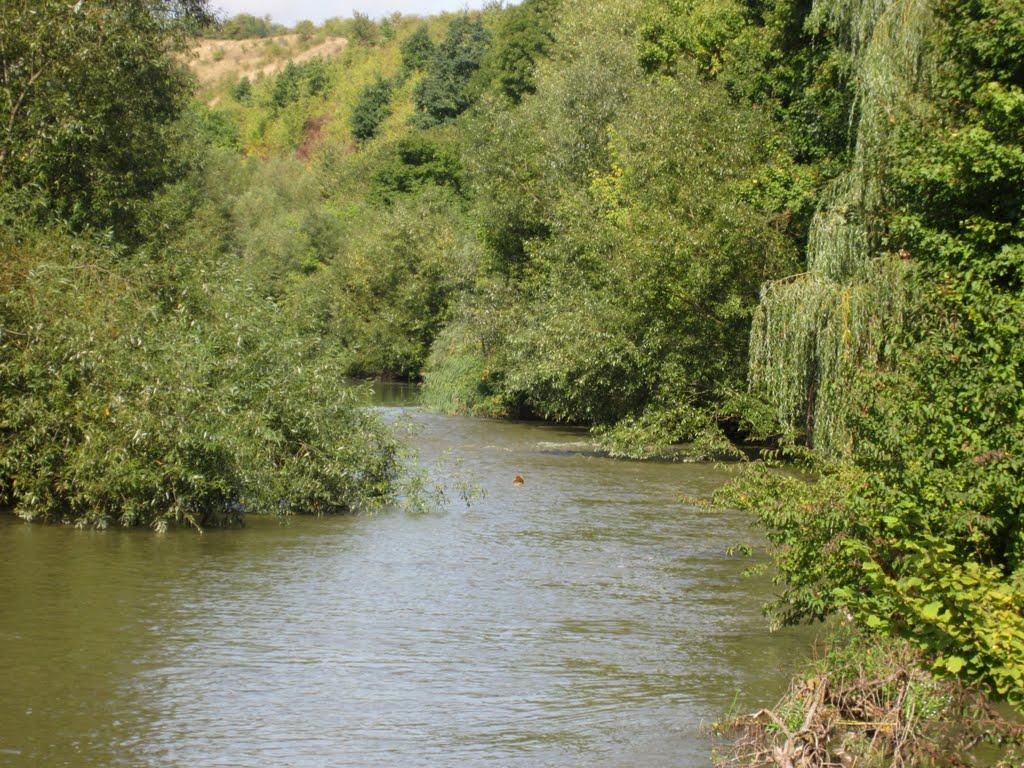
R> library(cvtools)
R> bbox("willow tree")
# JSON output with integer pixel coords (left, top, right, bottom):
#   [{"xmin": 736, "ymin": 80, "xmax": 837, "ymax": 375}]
[{"xmin": 747, "ymin": 0, "xmax": 933, "ymax": 452}]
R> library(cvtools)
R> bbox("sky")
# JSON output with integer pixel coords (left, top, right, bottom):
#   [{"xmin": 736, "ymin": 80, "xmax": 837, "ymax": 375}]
[{"xmin": 211, "ymin": 0, "xmax": 491, "ymax": 25}]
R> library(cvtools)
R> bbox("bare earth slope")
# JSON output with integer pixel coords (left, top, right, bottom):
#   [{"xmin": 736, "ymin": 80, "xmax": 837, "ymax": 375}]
[{"xmin": 188, "ymin": 35, "xmax": 348, "ymax": 88}]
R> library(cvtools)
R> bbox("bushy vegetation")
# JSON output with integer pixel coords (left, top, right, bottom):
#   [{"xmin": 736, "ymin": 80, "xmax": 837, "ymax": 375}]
[
  {"xmin": 713, "ymin": 629, "xmax": 1024, "ymax": 766},
  {"xmin": 0, "ymin": 192, "xmax": 396, "ymax": 531},
  {"xmin": 400, "ymin": 24, "xmax": 435, "ymax": 74},
  {"xmin": 487, "ymin": 0, "xmax": 559, "ymax": 102},
  {"xmin": 0, "ymin": 2, "xmax": 398, "ymax": 529},
  {"xmin": 208, "ymin": 13, "xmax": 285, "ymax": 39},
  {"xmin": 0, "ymin": 0, "xmax": 204, "ymax": 237},
  {"xmin": 713, "ymin": 0, "xmax": 1024, "ymax": 718},
  {"xmin": 419, "ymin": 0, "xmax": 803, "ymax": 459}
]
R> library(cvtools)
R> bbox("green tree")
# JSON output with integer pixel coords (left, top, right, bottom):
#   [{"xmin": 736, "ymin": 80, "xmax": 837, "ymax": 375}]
[
  {"xmin": 347, "ymin": 12, "xmax": 379, "ymax": 46},
  {"xmin": 292, "ymin": 187, "xmax": 480, "ymax": 379},
  {"xmin": 350, "ymin": 77, "xmax": 394, "ymax": 142},
  {"xmin": 413, "ymin": 15, "xmax": 491, "ymax": 126},
  {"xmin": 425, "ymin": 1, "xmax": 799, "ymax": 447},
  {"xmin": 400, "ymin": 23, "xmax": 435, "ymax": 73},
  {"xmin": 214, "ymin": 13, "xmax": 282, "ymax": 39},
  {"xmin": 489, "ymin": 0, "xmax": 559, "ymax": 102},
  {"xmin": 0, "ymin": 0, "xmax": 208, "ymax": 235},
  {"xmin": 372, "ymin": 134, "xmax": 463, "ymax": 201},
  {"xmin": 232, "ymin": 75, "xmax": 253, "ymax": 102},
  {"xmin": 271, "ymin": 61, "xmax": 302, "ymax": 108}
]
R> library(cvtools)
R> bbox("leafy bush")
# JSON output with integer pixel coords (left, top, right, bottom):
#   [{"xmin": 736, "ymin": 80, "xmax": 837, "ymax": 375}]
[
  {"xmin": 232, "ymin": 76, "xmax": 252, "ymax": 102},
  {"xmin": 350, "ymin": 77, "xmax": 394, "ymax": 142},
  {"xmin": 371, "ymin": 134, "xmax": 463, "ymax": 201},
  {"xmin": 422, "ymin": 316, "xmax": 510, "ymax": 417},
  {"xmin": 291, "ymin": 187, "xmax": 481, "ymax": 379},
  {"xmin": 347, "ymin": 13, "xmax": 380, "ymax": 46},
  {"xmin": 0, "ymin": 197, "xmax": 397, "ymax": 530},
  {"xmin": 269, "ymin": 60, "xmax": 330, "ymax": 109},
  {"xmin": 428, "ymin": 4, "xmax": 797, "ymax": 454},
  {"xmin": 488, "ymin": 0, "xmax": 559, "ymax": 102},
  {"xmin": 213, "ymin": 13, "xmax": 284, "ymax": 39}
]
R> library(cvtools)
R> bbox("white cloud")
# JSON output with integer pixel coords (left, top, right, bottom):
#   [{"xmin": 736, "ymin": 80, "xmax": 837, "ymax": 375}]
[{"xmin": 211, "ymin": 0, "xmax": 490, "ymax": 25}]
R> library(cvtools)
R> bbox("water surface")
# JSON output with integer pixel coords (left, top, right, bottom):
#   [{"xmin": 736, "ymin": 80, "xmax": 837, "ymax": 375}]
[{"xmin": 0, "ymin": 386, "xmax": 808, "ymax": 766}]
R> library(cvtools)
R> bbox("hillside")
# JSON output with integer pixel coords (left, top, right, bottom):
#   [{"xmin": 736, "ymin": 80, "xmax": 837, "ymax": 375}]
[
  {"xmin": 189, "ymin": 34, "xmax": 349, "ymax": 95},
  {"xmin": 185, "ymin": 15, "xmax": 456, "ymax": 158}
]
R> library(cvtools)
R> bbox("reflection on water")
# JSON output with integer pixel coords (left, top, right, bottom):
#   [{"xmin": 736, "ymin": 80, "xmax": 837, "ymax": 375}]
[{"xmin": 0, "ymin": 384, "xmax": 808, "ymax": 767}]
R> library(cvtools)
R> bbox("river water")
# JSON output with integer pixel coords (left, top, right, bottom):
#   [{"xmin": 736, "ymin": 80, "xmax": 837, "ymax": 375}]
[{"xmin": 0, "ymin": 385, "xmax": 808, "ymax": 767}]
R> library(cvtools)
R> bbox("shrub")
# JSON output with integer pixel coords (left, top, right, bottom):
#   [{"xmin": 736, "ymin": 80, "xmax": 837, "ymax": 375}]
[
  {"xmin": 347, "ymin": 12, "xmax": 379, "ymax": 46},
  {"xmin": 721, "ymin": 0, "xmax": 1024, "ymax": 708},
  {"xmin": 350, "ymin": 77, "xmax": 394, "ymax": 142},
  {"xmin": 232, "ymin": 75, "xmax": 252, "ymax": 102},
  {"xmin": 488, "ymin": 0, "xmax": 558, "ymax": 102},
  {"xmin": 290, "ymin": 187, "xmax": 480, "ymax": 380},
  {"xmin": 371, "ymin": 134, "xmax": 462, "ymax": 201},
  {"xmin": 0, "ymin": 0, "xmax": 200, "ymax": 235},
  {"xmin": 215, "ymin": 13, "xmax": 283, "ymax": 39},
  {"xmin": 0, "ymin": 182, "xmax": 398, "ymax": 530}
]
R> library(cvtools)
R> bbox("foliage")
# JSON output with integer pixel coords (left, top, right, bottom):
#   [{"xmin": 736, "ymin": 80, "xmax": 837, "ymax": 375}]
[
  {"xmin": 211, "ymin": 13, "xmax": 284, "ymax": 39},
  {"xmin": 371, "ymin": 134, "xmax": 463, "ymax": 202},
  {"xmin": 0, "ymin": 179, "xmax": 397, "ymax": 530},
  {"xmin": 232, "ymin": 76, "xmax": 252, "ymax": 103},
  {"xmin": 421, "ymin": 312, "xmax": 511, "ymax": 417},
  {"xmin": 0, "ymin": 0, "xmax": 205, "ymax": 236},
  {"xmin": 347, "ymin": 13, "xmax": 380, "ymax": 47},
  {"xmin": 350, "ymin": 77, "xmax": 395, "ymax": 142},
  {"xmin": 725, "ymin": 0, "xmax": 1024, "ymax": 707},
  {"xmin": 270, "ymin": 59, "xmax": 330, "ymax": 109},
  {"xmin": 400, "ymin": 23, "xmax": 435, "ymax": 74},
  {"xmin": 487, "ymin": 0, "xmax": 559, "ymax": 102},
  {"xmin": 639, "ymin": 0, "xmax": 747, "ymax": 77},
  {"xmin": 413, "ymin": 15, "xmax": 492, "ymax": 126},
  {"xmin": 290, "ymin": 187, "xmax": 481, "ymax": 379},
  {"xmin": 426, "ymin": 1, "xmax": 799, "ymax": 455}
]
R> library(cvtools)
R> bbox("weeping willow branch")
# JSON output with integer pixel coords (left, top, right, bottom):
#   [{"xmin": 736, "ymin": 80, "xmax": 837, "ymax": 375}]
[
  {"xmin": 749, "ymin": 259, "xmax": 911, "ymax": 452},
  {"xmin": 748, "ymin": 0, "xmax": 933, "ymax": 453}
]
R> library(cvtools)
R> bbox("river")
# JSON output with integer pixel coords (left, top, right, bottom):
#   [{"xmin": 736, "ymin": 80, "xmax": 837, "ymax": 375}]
[{"xmin": 0, "ymin": 384, "xmax": 808, "ymax": 767}]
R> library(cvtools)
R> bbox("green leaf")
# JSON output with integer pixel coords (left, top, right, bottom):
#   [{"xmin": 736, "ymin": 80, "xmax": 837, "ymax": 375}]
[{"xmin": 944, "ymin": 656, "xmax": 966, "ymax": 674}]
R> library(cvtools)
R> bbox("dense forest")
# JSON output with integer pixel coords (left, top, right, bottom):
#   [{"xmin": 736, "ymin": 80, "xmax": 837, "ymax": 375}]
[{"xmin": 2, "ymin": 0, "xmax": 1023, "ymax": 763}]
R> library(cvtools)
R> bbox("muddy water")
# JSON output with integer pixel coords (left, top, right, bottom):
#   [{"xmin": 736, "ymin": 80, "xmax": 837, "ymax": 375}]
[{"xmin": 0, "ymin": 385, "xmax": 808, "ymax": 767}]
